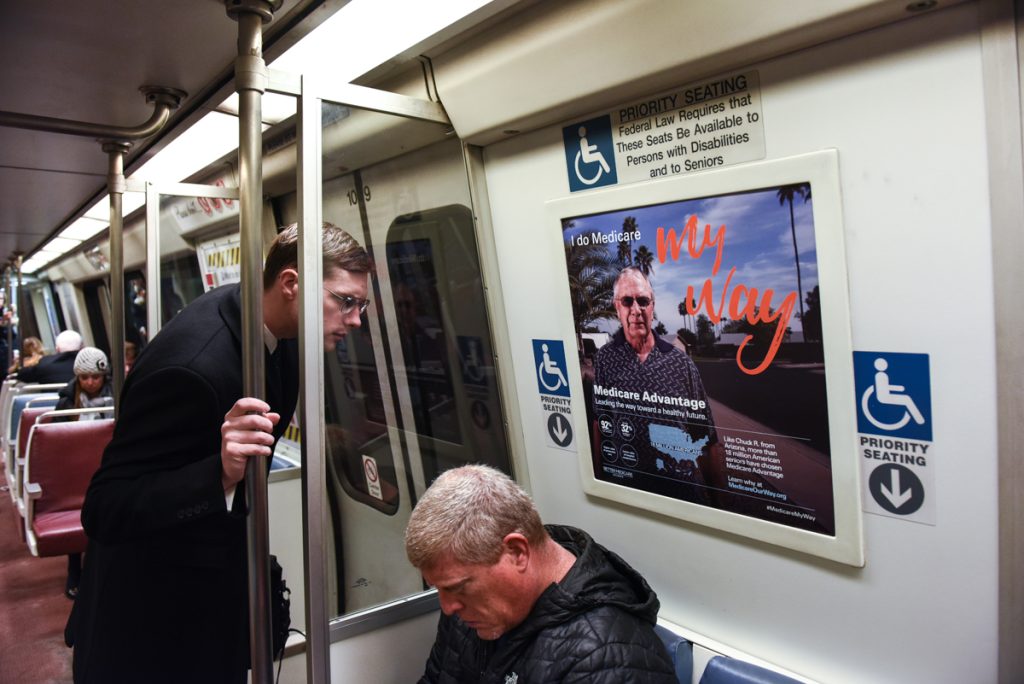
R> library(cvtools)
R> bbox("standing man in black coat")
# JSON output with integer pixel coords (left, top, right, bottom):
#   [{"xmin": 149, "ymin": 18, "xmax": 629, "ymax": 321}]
[{"xmin": 67, "ymin": 223, "xmax": 372, "ymax": 684}]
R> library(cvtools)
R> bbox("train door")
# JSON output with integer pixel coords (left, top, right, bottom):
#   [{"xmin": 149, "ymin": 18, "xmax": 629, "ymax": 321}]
[
  {"xmin": 315, "ymin": 137, "xmax": 514, "ymax": 615},
  {"xmin": 273, "ymin": 94, "xmax": 516, "ymax": 672},
  {"xmin": 80, "ymin": 269, "xmax": 149, "ymax": 356}
]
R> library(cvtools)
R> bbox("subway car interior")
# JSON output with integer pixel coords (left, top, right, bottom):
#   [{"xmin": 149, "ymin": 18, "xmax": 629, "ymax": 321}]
[{"xmin": 0, "ymin": 0, "xmax": 1022, "ymax": 682}]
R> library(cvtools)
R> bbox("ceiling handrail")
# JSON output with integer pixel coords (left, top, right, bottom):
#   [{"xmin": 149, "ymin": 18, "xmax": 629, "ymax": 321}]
[{"xmin": 0, "ymin": 85, "xmax": 186, "ymax": 140}]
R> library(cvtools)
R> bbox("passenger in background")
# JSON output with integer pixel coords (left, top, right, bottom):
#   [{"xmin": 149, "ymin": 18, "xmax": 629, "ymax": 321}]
[
  {"xmin": 0, "ymin": 306, "xmax": 15, "ymax": 369},
  {"xmin": 405, "ymin": 464, "xmax": 677, "ymax": 684},
  {"xmin": 123, "ymin": 340, "xmax": 138, "ymax": 375},
  {"xmin": 55, "ymin": 347, "xmax": 114, "ymax": 419},
  {"xmin": 16, "ymin": 329, "xmax": 82, "ymax": 384},
  {"xmin": 8, "ymin": 335, "xmax": 44, "ymax": 375},
  {"xmin": 54, "ymin": 347, "xmax": 113, "ymax": 601},
  {"xmin": 67, "ymin": 223, "xmax": 372, "ymax": 684}
]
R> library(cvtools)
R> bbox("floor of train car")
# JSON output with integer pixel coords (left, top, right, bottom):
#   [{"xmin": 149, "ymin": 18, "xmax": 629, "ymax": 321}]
[{"xmin": 0, "ymin": 492, "xmax": 73, "ymax": 683}]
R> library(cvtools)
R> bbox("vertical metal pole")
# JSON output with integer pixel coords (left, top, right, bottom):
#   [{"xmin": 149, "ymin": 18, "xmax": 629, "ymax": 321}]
[
  {"xmin": 145, "ymin": 182, "xmax": 162, "ymax": 339},
  {"xmin": 227, "ymin": 2, "xmax": 277, "ymax": 682},
  {"xmin": 102, "ymin": 142, "xmax": 130, "ymax": 417},
  {"xmin": 5, "ymin": 264, "xmax": 13, "ymax": 370},
  {"xmin": 13, "ymin": 257, "xmax": 21, "ymax": 370},
  {"xmin": 297, "ymin": 76, "xmax": 330, "ymax": 684}
]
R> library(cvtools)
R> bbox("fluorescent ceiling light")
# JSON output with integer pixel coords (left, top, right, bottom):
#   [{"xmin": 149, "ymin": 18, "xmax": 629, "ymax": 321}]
[
  {"xmin": 270, "ymin": 0, "xmax": 494, "ymax": 83},
  {"xmin": 122, "ymin": 192, "xmax": 146, "ymax": 216},
  {"xmin": 43, "ymin": 237, "xmax": 82, "ymax": 254},
  {"xmin": 218, "ymin": 92, "xmax": 296, "ymax": 125},
  {"xmin": 61, "ymin": 217, "xmax": 107, "ymax": 241},
  {"xmin": 130, "ymin": 111, "xmax": 242, "ymax": 185},
  {"xmin": 83, "ymin": 197, "xmax": 110, "ymax": 221}
]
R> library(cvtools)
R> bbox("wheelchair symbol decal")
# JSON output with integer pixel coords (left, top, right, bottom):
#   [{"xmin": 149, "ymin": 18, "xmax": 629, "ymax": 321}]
[
  {"xmin": 562, "ymin": 116, "xmax": 617, "ymax": 192},
  {"xmin": 532, "ymin": 339, "xmax": 571, "ymax": 397},
  {"xmin": 861, "ymin": 357, "xmax": 926, "ymax": 431},
  {"xmin": 573, "ymin": 126, "xmax": 611, "ymax": 186},
  {"xmin": 457, "ymin": 336, "xmax": 488, "ymax": 387},
  {"xmin": 537, "ymin": 343, "xmax": 568, "ymax": 393},
  {"xmin": 854, "ymin": 352, "xmax": 931, "ymax": 440}
]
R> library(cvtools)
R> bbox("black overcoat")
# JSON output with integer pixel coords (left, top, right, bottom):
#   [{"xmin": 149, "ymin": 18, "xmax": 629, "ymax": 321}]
[
  {"xmin": 68, "ymin": 284, "xmax": 298, "ymax": 684},
  {"xmin": 16, "ymin": 349, "xmax": 77, "ymax": 384}
]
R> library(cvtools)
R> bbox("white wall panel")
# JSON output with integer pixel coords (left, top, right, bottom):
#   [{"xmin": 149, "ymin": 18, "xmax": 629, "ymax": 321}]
[{"xmin": 480, "ymin": 4, "xmax": 997, "ymax": 681}]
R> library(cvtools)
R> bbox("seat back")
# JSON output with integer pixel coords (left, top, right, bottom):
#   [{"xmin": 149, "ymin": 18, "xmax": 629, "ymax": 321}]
[
  {"xmin": 655, "ymin": 623, "xmax": 694, "ymax": 684},
  {"xmin": 0, "ymin": 377, "xmax": 20, "ymax": 443},
  {"xmin": 4, "ymin": 389, "xmax": 60, "ymax": 504},
  {"xmin": 8, "ymin": 388, "xmax": 61, "ymax": 440},
  {"xmin": 6, "ymin": 385, "xmax": 62, "ymax": 438},
  {"xmin": 0, "ymin": 376, "xmax": 17, "ymax": 436},
  {"xmin": 699, "ymin": 655, "xmax": 805, "ymax": 684},
  {"xmin": 23, "ymin": 418, "xmax": 114, "ymax": 556},
  {"xmin": 17, "ymin": 405, "xmax": 57, "ymax": 464}
]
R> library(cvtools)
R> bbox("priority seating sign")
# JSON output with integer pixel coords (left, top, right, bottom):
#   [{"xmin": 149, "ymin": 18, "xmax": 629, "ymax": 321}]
[
  {"xmin": 532, "ymin": 339, "xmax": 575, "ymax": 451},
  {"xmin": 854, "ymin": 351, "xmax": 935, "ymax": 525}
]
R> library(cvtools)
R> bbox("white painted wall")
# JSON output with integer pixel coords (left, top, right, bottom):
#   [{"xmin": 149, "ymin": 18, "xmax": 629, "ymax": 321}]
[{"xmin": 479, "ymin": 5, "xmax": 998, "ymax": 682}]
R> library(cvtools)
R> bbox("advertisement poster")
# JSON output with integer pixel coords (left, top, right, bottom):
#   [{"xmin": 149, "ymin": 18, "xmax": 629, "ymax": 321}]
[{"xmin": 562, "ymin": 180, "xmax": 838, "ymax": 536}]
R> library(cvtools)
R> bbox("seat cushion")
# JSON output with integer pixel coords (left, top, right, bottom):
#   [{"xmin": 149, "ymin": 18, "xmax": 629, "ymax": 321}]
[{"xmin": 33, "ymin": 509, "xmax": 87, "ymax": 556}]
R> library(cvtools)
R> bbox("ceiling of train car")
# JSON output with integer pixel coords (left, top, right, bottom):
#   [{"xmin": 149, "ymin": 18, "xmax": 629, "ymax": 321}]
[{"xmin": 0, "ymin": 0, "xmax": 334, "ymax": 272}]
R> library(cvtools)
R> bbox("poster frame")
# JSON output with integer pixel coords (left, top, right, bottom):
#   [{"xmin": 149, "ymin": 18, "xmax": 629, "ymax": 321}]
[{"xmin": 546, "ymin": 149, "xmax": 864, "ymax": 566}]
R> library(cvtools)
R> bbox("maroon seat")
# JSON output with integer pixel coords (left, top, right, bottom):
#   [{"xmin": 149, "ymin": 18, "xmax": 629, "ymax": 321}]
[
  {"xmin": 8, "ymin": 405, "xmax": 58, "ymax": 540},
  {"xmin": 23, "ymin": 419, "xmax": 114, "ymax": 557},
  {"xmin": 12, "ymin": 403, "xmax": 63, "ymax": 522}
]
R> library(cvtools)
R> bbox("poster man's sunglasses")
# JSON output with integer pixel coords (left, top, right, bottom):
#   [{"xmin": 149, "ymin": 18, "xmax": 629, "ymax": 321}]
[{"xmin": 618, "ymin": 296, "xmax": 652, "ymax": 308}]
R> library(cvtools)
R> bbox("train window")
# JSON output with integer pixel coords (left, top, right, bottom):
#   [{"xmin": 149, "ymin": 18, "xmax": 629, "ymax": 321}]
[
  {"xmin": 388, "ymin": 238, "xmax": 462, "ymax": 452},
  {"xmin": 324, "ymin": 322, "xmax": 401, "ymax": 516},
  {"xmin": 385, "ymin": 205, "xmax": 513, "ymax": 485},
  {"xmin": 125, "ymin": 273, "xmax": 147, "ymax": 347},
  {"xmin": 81, "ymin": 280, "xmax": 110, "ymax": 354},
  {"xmin": 159, "ymin": 252, "xmax": 202, "ymax": 324}
]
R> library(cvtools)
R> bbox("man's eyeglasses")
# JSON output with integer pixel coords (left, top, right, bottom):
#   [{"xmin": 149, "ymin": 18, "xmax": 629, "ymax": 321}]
[
  {"xmin": 618, "ymin": 296, "xmax": 652, "ymax": 308},
  {"xmin": 324, "ymin": 287, "xmax": 370, "ymax": 314}
]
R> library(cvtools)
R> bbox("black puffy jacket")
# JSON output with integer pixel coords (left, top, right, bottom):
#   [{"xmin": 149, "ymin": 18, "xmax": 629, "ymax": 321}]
[{"xmin": 419, "ymin": 525, "xmax": 677, "ymax": 683}]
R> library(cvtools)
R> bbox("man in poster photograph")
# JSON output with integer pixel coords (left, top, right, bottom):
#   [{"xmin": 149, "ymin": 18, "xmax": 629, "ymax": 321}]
[{"xmin": 592, "ymin": 266, "xmax": 722, "ymax": 502}]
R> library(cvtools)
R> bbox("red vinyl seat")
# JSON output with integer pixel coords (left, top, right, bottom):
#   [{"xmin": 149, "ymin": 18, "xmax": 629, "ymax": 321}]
[
  {"xmin": 12, "ymin": 404, "xmax": 60, "ymax": 520},
  {"xmin": 23, "ymin": 418, "xmax": 114, "ymax": 557}
]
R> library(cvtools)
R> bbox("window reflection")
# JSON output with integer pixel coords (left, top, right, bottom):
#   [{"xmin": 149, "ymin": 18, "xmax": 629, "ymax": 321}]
[
  {"xmin": 385, "ymin": 206, "xmax": 511, "ymax": 484},
  {"xmin": 325, "ymin": 323, "xmax": 399, "ymax": 515},
  {"xmin": 388, "ymin": 239, "xmax": 461, "ymax": 452}
]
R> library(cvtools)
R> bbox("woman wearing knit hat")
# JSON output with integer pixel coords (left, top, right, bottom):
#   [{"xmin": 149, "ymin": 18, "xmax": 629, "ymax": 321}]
[
  {"xmin": 56, "ymin": 347, "xmax": 114, "ymax": 421},
  {"xmin": 55, "ymin": 346, "xmax": 114, "ymax": 599}
]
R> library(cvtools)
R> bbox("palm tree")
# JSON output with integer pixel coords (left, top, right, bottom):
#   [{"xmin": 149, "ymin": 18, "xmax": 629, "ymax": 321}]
[
  {"xmin": 677, "ymin": 297, "xmax": 696, "ymax": 332},
  {"xmin": 776, "ymin": 183, "xmax": 811, "ymax": 327},
  {"xmin": 633, "ymin": 244, "xmax": 655, "ymax": 277},
  {"xmin": 617, "ymin": 216, "xmax": 636, "ymax": 266},
  {"xmin": 564, "ymin": 229, "xmax": 618, "ymax": 331}
]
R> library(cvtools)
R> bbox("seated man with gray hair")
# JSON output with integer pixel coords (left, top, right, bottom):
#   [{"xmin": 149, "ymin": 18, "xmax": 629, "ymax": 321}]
[{"xmin": 405, "ymin": 464, "xmax": 676, "ymax": 683}]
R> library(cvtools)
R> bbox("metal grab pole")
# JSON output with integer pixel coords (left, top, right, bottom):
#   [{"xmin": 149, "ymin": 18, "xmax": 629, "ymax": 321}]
[
  {"xmin": 103, "ymin": 142, "xmax": 130, "ymax": 418},
  {"xmin": 4, "ymin": 265, "xmax": 12, "ymax": 370},
  {"xmin": 226, "ymin": 2, "xmax": 279, "ymax": 683}
]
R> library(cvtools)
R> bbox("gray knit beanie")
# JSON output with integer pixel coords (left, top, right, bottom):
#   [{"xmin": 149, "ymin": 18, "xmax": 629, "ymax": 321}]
[{"xmin": 74, "ymin": 347, "xmax": 109, "ymax": 376}]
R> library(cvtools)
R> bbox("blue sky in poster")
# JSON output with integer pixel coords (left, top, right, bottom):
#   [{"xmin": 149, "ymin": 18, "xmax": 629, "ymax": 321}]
[{"xmin": 562, "ymin": 185, "xmax": 817, "ymax": 335}]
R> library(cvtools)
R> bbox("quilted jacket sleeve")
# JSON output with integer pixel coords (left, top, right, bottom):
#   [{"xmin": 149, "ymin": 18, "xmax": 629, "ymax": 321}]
[{"xmin": 528, "ymin": 606, "xmax": 678, "ymax": 684}]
